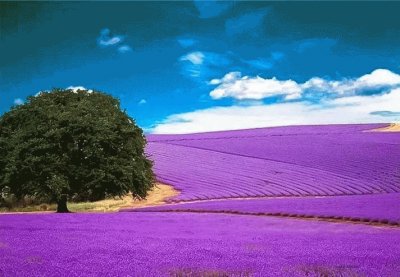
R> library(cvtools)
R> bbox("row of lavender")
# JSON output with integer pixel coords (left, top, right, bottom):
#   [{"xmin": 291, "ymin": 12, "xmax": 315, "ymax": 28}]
[
  {"xmin": 146, "ymin": 124, "xmax": 400, "ymax": 202},
  {"xmin": 148, "ymin": 143, "xmax": 395, "ymax": 202},
  {"xmin": 130, "ymin": 193, "xmax": 400, "ymax": 225}
]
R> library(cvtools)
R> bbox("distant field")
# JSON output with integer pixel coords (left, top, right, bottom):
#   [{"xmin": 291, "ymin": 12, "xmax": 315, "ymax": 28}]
[
  {"xmin": 147, "ymin": 124, "xmax": 400, "ymax": 202},
  {"xmin": 143, "ymin": 124, "xmax": 400, "ymax": 227},
  {"xmin": 133, "ymin": 193, "xmax": 400, "ymax": 226}
]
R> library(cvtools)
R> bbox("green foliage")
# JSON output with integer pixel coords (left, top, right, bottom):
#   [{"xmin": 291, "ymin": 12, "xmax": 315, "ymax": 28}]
[{"xmin": 0, "ymin": 88, "xmax": 154, "ymax": 207}]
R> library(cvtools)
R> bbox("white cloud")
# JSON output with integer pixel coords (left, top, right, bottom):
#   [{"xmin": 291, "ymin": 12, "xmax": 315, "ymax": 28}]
[
  {"xmin": 210, "ymin": 72, "xmax": 302, "ymax": 100},
  {"xmin": 14, "ymin": 98, "xmax": 24, "ymax": 105},
  {"xmin": 98, "ymin": 28, "xmax": 123, "ymax": 46},
  {"xmin": 209, "ymin": 78, "xmax": 221, "ymax": 85},
  {"xmin": 210, "ymin": 69, "xmax": 400, "ymax": 100},
  {"xmin": 179, "ymin": 51, "xmax": 231, "ymax": 79},
  {"xmin": 303, "ymin": 69, "xmax": 400, "ymax": 95},
  {"xmin": 180, "ymin": 51, "xmax": 205, "ymax": 65},
  {"xmin": 66, "ymin": 86, "xmax": 93, "ymax": 94},
  {"xmin": 151, "ymin": 88, "xmax": 400, "ymax": 134},
  {"xmin": 100, "ymin": 36, "xmax": 122, "ymax": 46},
  {"xmin": 357, "ymin": 69, "xmax": 400, "ymax": 87},
  {"xmin": 118, "ymin": 45, "xmax": 132, "ymax": 53},
  {"xmin": 138, "ymin": 99, "xmax": 147, "ymax": 105},
  {"xmin": 97, "ymin": 28, "xmax": 132, "ymax": 53}
]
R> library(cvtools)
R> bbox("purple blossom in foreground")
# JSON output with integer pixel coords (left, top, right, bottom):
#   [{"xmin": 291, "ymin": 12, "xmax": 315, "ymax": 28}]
[
  {"xmin": 1, "ymin": 213, "xmax": 400, "ymax": 276},
  {"xmin": 132, "ymin": 193, "xmax": 400, "ymax": 224},
  {"xmin": 146, "ymin": 124, "xmax": 400, "ymax": 202}
]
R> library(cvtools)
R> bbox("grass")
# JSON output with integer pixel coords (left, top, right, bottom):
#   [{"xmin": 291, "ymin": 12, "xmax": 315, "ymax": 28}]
[{"xmin": 0, "ymin": 183, "xmax": 179, "ymax": 213}]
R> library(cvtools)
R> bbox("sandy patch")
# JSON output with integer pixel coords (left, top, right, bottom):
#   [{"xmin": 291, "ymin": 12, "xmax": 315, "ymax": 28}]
[
  {"xmin": 69, "ymin": 183, "xmax": 179, "ymax": 212},
  {"xmin": 369, "ymin": 123, "xmax": 400, "ymax": 132},
  {"xmin": 117, "ymin": 183, "xmax": 180, "ymax": 210}
]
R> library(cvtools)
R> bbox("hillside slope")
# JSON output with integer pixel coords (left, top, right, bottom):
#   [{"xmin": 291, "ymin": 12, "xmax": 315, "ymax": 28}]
[
  {"xmin": 142, "ymin": 124, "xmax": 400, "ymax": 224},
  {"xmin": 146, "ymin": 124, "xmax": 400, "ymax": 202}
]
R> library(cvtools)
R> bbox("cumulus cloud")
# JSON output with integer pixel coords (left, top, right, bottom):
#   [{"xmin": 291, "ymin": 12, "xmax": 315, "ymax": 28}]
[
  {"xmin": 210, "ymin": 69, "xmax": 400, "ymax": 101},
  {"xmin": 138, "ymin": 99, "xmax": 147, "ymax": 105},
  {"xmin": 158, "ymin": 68, "xmax": 400, "ymax": 133},
  {"xmin": 151, "ymin": 88, "xmax": 400, "ymax": 134},
  {"xmin": 303, "ymin": 69, "xmax": 400, "ymax": 95},
  {"xmin": 13, "ymin": 98, "xmax": 24, "ymax": 105},
  {"xmin": 210, "ymin": 72, "xmax": 302, "ymax": 100}
]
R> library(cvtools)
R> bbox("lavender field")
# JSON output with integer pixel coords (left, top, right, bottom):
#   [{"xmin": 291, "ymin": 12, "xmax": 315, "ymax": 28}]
[
  {"xmin": 1, "ymin": 213, "xmax": 400, "ymax": 276},
  {"xmin": 134, "ymin": 193, "xmax": 400, "ymax": 225},
  {"xmin": 2, "ymin": 124, "xmax": 400, "ymax": 276},
  {"xmin": 147, "ymin": 124, "xmax": 400, "ymax": 202}
]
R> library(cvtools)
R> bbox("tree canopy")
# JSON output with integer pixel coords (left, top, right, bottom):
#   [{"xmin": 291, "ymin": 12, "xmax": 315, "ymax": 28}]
[{"xmin": 0, "ymin": 88, "xmax": 154, "ymax": 212}]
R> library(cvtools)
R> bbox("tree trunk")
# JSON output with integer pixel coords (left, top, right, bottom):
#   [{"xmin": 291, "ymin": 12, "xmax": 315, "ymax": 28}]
[{"xmin": 56, "ymin": 194, "xmax": 70, "ymax": 213}]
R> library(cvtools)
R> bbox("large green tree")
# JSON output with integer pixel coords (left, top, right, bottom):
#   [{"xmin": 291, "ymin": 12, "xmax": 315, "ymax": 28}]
[{"xmin": 0, "ymin": 88, "xmax": 154, "ymax": 212}]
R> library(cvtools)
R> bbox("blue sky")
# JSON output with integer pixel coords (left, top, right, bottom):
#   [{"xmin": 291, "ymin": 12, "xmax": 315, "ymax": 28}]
[{"xmin": 1, "ymin": 1, "xmax": 400, "ymax": 133}]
